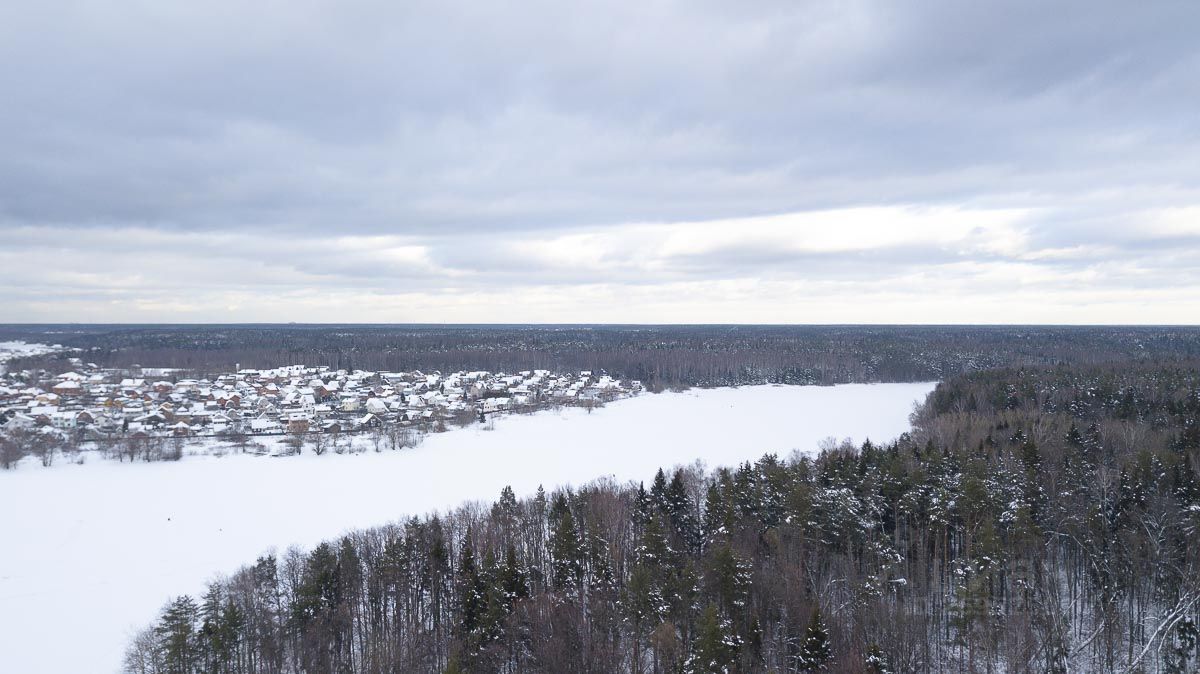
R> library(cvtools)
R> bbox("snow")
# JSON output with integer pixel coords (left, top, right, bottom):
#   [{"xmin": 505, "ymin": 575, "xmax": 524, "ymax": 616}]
[
  {"xmin": 0, "ymin": 341, "xmax": 61, "ymax": 373},
  {"xmin": 0, "ymin": 382, "xmax": 933, "ymax": 673}
]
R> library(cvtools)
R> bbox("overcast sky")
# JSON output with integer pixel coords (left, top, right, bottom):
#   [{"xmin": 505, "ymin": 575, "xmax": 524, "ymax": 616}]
[{"xmin": 2, "ymin": 0, "xmax": 1198, "ymax": 324}]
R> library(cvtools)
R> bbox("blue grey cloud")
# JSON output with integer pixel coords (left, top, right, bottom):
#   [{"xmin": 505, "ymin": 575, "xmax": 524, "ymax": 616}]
[{"xmin": 1, "ymin": 0, "xmax": 1198, "ymax": 322}]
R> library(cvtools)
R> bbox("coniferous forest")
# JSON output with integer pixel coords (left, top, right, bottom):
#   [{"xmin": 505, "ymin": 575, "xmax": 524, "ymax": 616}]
[
  {"xmin": 124, "ymin": 360, "xmax": 1200, "ymax": 674},
  {"xmin": 8, "ymin": 324, "xmax": 1200, "ymax": 389}
]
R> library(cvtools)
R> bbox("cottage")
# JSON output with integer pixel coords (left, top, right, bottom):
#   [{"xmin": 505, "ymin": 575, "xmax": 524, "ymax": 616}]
[
  {"xmin": 51, "ymin": 380, "xmax": 82, "ymax": 396},
  {"xmin": 357, "ymin": 413, "xmax": 382, "ymax": 429}
]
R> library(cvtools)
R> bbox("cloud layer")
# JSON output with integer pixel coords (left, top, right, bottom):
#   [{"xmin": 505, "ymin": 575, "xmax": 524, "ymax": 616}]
[{"xmin": 2, "ymin": 0, "xmax": 1198, "ymax": 322}]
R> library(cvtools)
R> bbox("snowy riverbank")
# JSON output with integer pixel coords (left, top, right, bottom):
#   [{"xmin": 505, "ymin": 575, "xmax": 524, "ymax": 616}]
[
  {"xmin": 0, "ymin": 340, "xmax": 62, "ymax": 374},
  {"xmin": 0, "ymin": 382, "xmax": 934, "ymax": 674}
]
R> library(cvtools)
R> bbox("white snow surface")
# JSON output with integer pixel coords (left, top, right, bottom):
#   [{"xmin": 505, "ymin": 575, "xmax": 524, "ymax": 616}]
[
  {"xmin": 0, "ymin": 341, "xmax": 61, "ymax": 373},
  {"xmin": 0, "ymin": 382, "xmax": 933, "ymax": 674}
]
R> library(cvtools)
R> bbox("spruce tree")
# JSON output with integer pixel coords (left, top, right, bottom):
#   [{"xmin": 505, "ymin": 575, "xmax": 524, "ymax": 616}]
[
  {"xmin": 651, "ymin": 468, "xmax": 669, "ymax": 511},
  {"xmin": 156, "ymin": 595, "xmax": 200, "ymax": 674},
  {"xmin": 634, "ymin": 481, "xmax": 653, "ymax": 529},
  {"xmin": 549, "ymin": 496, "xmax": 584, "ymax": 592},
  {"xmin": 665, "ymin": 469, "xmax": 699, "ymax": 553},
  {"xmin": 457, "ymin": 532, "xmax": 484, "ymax": 642},
  {"xmin": 477, "ymin": 548, "xmax": 505, "ymax": 648},
  {"xmin": 498, "ymin": 543, "xmax": 529, "ymax": 607},
  {"xmin": 702, "ymin": 481, "xmax": 732, "ymax": 547},
  {"xmin": 797, "ymin": 606, "xmax": 831, "ymax": 672},
  {"xmin": 491, "ymin": 485, "xmax": 520, "ymax": 537},
  {"xmin": 690, "ymin": 603, "xmax": 735, "ymax": 673},
  {"xmin": 704, "ymin": 544, "xmax": 750, "ymax": 623},
  {"xmin": 865, "ymin": 643, "xmax": 891, "ymax": 674}
]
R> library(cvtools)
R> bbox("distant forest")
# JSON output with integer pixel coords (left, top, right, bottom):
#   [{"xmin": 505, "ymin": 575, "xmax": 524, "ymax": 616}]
[
  {"xmin": 5, "ymin": 324, "xmax": 1200, "ymax": 387},
  {"xmin": 122, "ymin": 356, "xmax": 1200, "ymax": 673}
]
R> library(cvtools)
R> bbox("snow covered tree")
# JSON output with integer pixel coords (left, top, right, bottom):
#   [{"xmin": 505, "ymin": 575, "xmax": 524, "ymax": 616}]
[
  {"xmin": 665, "ymin": 469, "xmax": 700, "ymax": 554},
  {"xmin": 797, "ymin": 607, "xmax": 830, "ymax": 672},
  {"xmin": 456, "ymin": 532, "xmax": 486, "ymax": 643},
  {"xmin": 549, "ymin": 495, "xmax": 585, "ymax": 593},
  {"xmin": 689, "ymin": 604, "xmax": 736, "ymax": 673}
]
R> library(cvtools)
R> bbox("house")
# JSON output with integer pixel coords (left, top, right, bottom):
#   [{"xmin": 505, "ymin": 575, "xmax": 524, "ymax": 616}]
[
  {"xmin": 0, "ymin": 361, "xmax": 640, "ymax": 459},
  {"xmin": 4, "ymin": 413, "xmax": 37, "ymax": 429},
  {"xmin": 481, "ymin": 397, "xmax": 511, "ymax": 413},
  {"xmin": 135, "ymin": 412, "xmax": 166, "ymax": 428},
  {"xmin": 300, "ymin": 393, "xmax": 317, "ymax": 412},
  {"xmin": 250, "ymin": 417, "xmax": 282, "ymax": 434},
  {"xmin": 51, "ymin": 380, "xmax": 82, "ymax": 396}
]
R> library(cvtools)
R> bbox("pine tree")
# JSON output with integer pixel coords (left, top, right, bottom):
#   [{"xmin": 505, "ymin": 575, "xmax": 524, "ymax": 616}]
[
  {"xmin": 755, "ymin": 454, "xmax": 788, "ymax": 527},
  {"xmin": 291, "ymin": 542, "xmax": 342, "ymax": 673},
  {"xmin": 651, "ymin": 468, "xmax": 669, "ymax": 511},
  {"xmin": 334, "ymin": 537, "xmax": 361, "ymax": 668},
  {"xmin": 1117, "ymin": 386, "xmax": 1138, "ymax": 420},
  {"xmin": 623, "ymin": 563, "xmax": 662, "ymax": 672},
  {"xmin": 1019, "ymin": 439, "xmax": 1047, "ymax": 525},
  {"xmin": 702, "ymin": 481, "xmax": 732, "ymax": 547},
  {"xmin": 198, "ymin": 585, "xmax": 236, "ymax": 673},
  {"xmin": 457, "ymin": 531, "xmax": 485, "ymax": 642},
  {"xmin": 634, "ymin": 481, "xmax": 654, "ymax": 530},
  {"xmin": 477, "ymin": 548, "xmax": 505, "ymax": 649},
  {"xmin": 549, "ymin": 495, "xmax": 584, "ymax": 593},
  {"xmin": 703, "ymin": 544, "xmax": 750, "ymax": 624},
  {"xmin": 690, "ymin": 603, "xmax": 736, "ymax": 673},
  {"xmin": 250, "ymin": 554, "xmax": 283, "ymax": 673},
  {"xmin": 156, "ymin": 595, "xmax": 200, "ymax": 674},
  {"xmin": 865, "ymin": 643, "xmax": 891, "ymax": 674},
  {"xmin": 443, "ymin": 654, "xmax": 466, "ymax": 674},
  {"xmin": 797, "ymin": 606, "xmax": 831, "ymax": 672},
  {"xmin": 498, "ymin": 543, "xmax": 529, "ymax": 608},
  {"xmin": 731, "ymin": 462, "xmax": 759, "ymax": 520},
  {"xmin": 1164, "ymin": 619, "xmax": 1198, "ymax": 674},
  {"xmin": 665, "ymin": 469, "xmax": 699, "ymax": 553},
  {"xmin": 491, "ymin": 485, "xmax": 520, "ymax": 537}
]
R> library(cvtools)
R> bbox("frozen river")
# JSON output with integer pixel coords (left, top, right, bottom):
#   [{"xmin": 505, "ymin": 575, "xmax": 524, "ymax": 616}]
[{"xmin": 0, "ymin": 382, "xmax": 934, "ymax": 673}]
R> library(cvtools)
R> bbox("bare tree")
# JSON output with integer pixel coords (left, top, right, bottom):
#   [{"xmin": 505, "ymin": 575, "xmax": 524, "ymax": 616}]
[
  {"xmin": 307, "ymin": 431, "xmax": 329, "ymax": 456},
  {"xmin": 122, "ymin": 626, "xmax": 161, "ymax": 674},
  {"xmin": 0, "ymin": 431, "xmax": 27, "ymax": 469}
]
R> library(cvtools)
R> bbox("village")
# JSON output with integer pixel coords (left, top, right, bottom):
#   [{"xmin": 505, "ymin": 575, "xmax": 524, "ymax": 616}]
[{"xmin": 0, "ymin": 352, "xmax": 642, "ymax": 458}]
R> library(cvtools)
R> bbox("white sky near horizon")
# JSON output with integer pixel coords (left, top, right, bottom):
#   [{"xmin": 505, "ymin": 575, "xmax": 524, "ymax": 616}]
[{"xmin": 2, "ymin": 1, "xmax": 1199, "ymax": 324}]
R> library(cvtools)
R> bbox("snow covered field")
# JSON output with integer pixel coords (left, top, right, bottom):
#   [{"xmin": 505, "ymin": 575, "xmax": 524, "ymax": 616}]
[
  {"xmin": 0, "ymin": 382, "xmax": 933, "ymax": 674},
  {"xmin": 0, "ymin": 340, "xmax": 61, "ymax": 374}
]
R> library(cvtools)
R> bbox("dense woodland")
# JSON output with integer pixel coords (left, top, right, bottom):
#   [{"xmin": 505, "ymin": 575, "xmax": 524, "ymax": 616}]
[
  {"xmin": 123, "ymin": 358, "xmax": 1200, "ymax": 673},
  {"xmin": 6, "ymin": 324, "xmax": 1200, "ymax": 388}
]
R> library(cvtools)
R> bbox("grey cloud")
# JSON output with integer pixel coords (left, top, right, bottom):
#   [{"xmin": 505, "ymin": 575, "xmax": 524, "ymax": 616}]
[
  {"xmin": 1, "ymin": 0, "xmax": 1198, "ymax": 321},
  {"xmin": 2, "ymin": 1, "xmax": 1197, "ymax": 230}
]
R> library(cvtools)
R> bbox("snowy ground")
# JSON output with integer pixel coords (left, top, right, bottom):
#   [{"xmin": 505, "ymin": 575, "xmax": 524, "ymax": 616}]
[
  {"xmin": 0, "ymin": 382, "xmax": 933, "ymax": 674},
  {"xmin": 0, "ymin": 340, "xmax": 61, "ymax": 374}
]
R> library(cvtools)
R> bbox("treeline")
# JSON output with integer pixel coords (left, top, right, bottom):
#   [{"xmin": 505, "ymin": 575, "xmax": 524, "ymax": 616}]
[
  {"xmin": 9, "ymin": 324, "xmax": 1200, "ymax": 388},
  {"xmin": 124, "ymin": 361, "xmax": 1200, "ymax": 673}
]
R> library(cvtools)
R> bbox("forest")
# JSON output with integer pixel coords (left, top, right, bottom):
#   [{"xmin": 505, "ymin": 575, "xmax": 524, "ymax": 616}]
[
  {"xmin": 6, "ymin": 324, "xmax": 1200, "ymax": 388},
  {"xmin": 122, "ymin": 357, "xmax": 1200, "ymax": 673}
]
